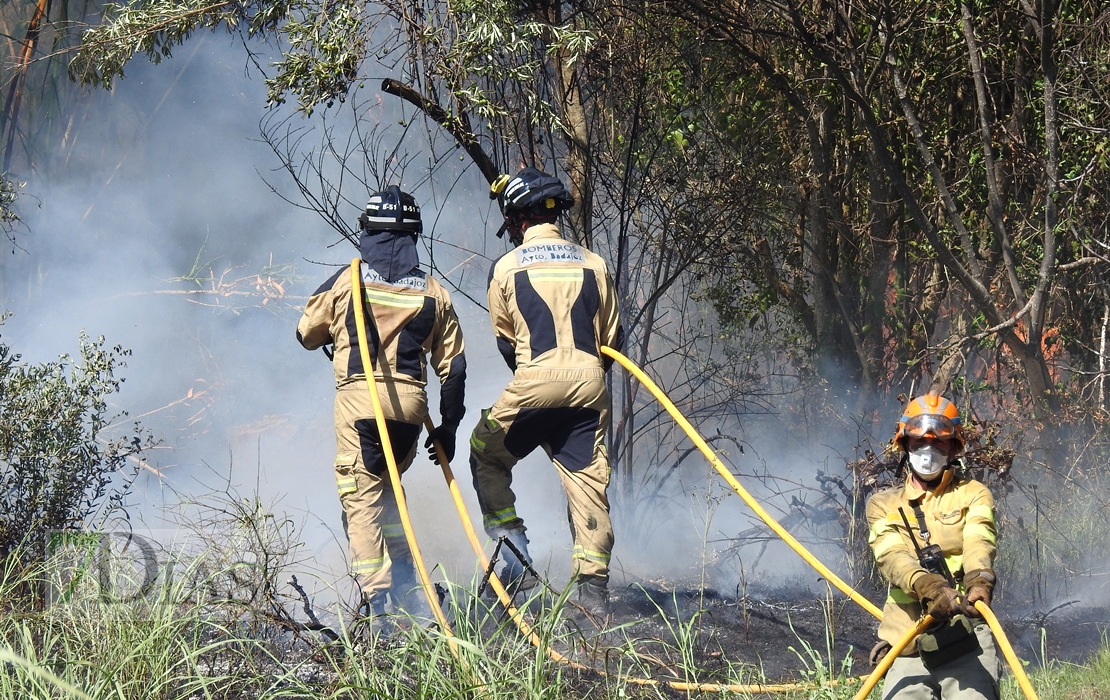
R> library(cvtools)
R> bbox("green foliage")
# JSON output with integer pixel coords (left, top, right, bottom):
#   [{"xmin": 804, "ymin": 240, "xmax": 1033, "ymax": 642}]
[
  {"xmin": 69, "ymin": 0, "xmax": 597, "ymax": 115},
  {"xmin": 0, "ymin": 175, "xmax": 20, "ymax": 239},
  {"xmin": 262, "ymin": 0, "xmax": 365, "ymax": 110},
  {"xmin": 69, "ymin": 0, "xmax": 295, "ymax": 98},
  {"xmin": 1, "ymin": 483, "xmax": 1101, "ymax": 700},
  {"xmin": 1021, "ymin": 642, "xmax": 1110, "ymax": 699},
  {"xmin": 439, "ymin": 0, "xmax": 596, "ymax": 130},
  {"xmin": 0, "ymin": 325, "xmax": 151, "ymax": 562}
]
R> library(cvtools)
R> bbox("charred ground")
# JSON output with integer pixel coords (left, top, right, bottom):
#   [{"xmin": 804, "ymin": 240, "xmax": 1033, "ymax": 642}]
[{"xmin": 551, "ymin": 584, "xmax": 1110, "ymax": 683}]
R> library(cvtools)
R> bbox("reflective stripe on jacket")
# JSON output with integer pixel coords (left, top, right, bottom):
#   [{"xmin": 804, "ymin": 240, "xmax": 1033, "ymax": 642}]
[
  {"xmin": 865, "ymin": 471, "xmax": 997, "ymax": 651},
  {"xmin": 296, "ymin": 264, "xmax": 466, "ymax": 426},
  {"xmin": 487, "ymin": 223, "xmax": 623, "ymax": 374}
]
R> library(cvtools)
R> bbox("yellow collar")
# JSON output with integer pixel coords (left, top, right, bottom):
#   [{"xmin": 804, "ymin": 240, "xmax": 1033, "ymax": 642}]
[
  {"xmin": 903, "ymin": 468, "xmax": 954, "ymax": 502},
  {"xmin": 521, "ymin": 222, "xmax": 563, "ymax": 244}
]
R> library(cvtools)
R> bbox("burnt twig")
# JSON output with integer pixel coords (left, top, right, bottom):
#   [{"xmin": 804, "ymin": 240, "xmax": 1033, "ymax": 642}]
[
  {"xmin": 380, "ymin": 79, "xmax": 500, "ymax": 183},
  {"xmin": 476, "ymin": 537, "xmax": 504, "ymax": 598},
  {"xmin": 288, "ymin": 575, "xmax": 338, "ymax": 641}
]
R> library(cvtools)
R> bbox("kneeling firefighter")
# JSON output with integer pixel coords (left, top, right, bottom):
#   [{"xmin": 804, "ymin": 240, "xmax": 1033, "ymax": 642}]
[
  {"xmin": 297, "ymin": 187, "xmax": 466, "ymax": 616},
  {"xmin": 866, "ymin": 392, "xmax": 1001, "ymax": 700}
]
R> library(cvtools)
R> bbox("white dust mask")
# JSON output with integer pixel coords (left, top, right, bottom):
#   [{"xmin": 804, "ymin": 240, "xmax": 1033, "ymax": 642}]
[{"xmin": 908, "ymin": 444, "xmax": 947, "ymax": 480}]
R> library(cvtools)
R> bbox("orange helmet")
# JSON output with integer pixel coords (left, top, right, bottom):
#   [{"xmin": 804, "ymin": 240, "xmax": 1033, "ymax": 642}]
[{"xmin": 894, "ymin": 392, "xmax": 963, "ymax": 453}]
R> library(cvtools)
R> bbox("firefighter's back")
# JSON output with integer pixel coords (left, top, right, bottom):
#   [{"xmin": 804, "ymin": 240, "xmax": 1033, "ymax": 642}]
[{"xmin": 490, "ymin": 223, "xmax": 617, "ymax": 377}]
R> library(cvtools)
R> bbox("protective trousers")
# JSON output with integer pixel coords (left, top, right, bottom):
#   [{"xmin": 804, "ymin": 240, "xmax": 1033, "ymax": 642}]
[
  {"xmin": 882, "ymin": 624, "xmax": 1001, "ymax": 700},
  {"xmin": 469, "ymin": 368, "xmax": 613, "ymax": 580},
  {"xmin": 334, "ymin": 381, "xmax": 426, "ymax": 601}
]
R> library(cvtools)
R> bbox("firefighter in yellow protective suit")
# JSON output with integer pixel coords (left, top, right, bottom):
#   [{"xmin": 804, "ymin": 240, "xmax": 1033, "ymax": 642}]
[
  {"xmin": 866, "ymin": 393, "xmax": 1001, "ymax": 700},
  {"xmin": 297, "ymin": 186, "xmax": 466, "ymax": 615},
  {"xmin": 469, "ymin": 168, "xmax": 624, "ymax": 615}
]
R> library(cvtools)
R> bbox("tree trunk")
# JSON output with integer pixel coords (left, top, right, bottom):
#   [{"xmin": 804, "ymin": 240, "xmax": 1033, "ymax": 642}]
[
  {"xmin": 1099, "ymin": 300, "xmax": 1108, "ymax": 411},
  {"xmin": 1, "ymin": 0, "xmax": 52, "ymax": 172},
  {"xmin": 551, "ymin": 48, "xmax": 592, "ymax": 248}
]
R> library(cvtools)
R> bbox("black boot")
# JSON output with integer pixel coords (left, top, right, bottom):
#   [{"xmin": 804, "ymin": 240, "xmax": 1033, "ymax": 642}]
[
  {"xmin": 576, "ymin": 575, "xmax": 609, "ymax": 616},
  {"xmin": 350, "ymin": 591, "xmax": 389, "ymax": 638},
  {"xmin": 390, "ymin": 558, "xmax": 430, "ymax": 617},
  {"xmin": 359, "ymin": 591, "xmax": 388, "ymax": 618}
]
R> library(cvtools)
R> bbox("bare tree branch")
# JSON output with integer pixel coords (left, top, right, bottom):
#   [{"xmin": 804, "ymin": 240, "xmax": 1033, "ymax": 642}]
[{"xmin": 381, "ymin": 79, "xmax": 500, "ymax": 184}]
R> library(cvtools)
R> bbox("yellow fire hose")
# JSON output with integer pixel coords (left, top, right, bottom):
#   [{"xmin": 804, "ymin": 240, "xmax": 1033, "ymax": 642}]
[
  {"xmin": 346, "ymin": 281, "xmax": 1038, "ymax": 699},
  {"xmin": 351, "ymin": 254, "xmax": 811, "ymax": 691},
  {"xmin": 976, "ymin": 601, "xmax": 1040, "ymax": 700},
  {"xmin": 424, "ymin": 414, "xmax": 864, "ymax": 694},
  {"xmin": 420, "ymin": 415, "xmax": 570, "ymax": 664},
  {"xmin": 600, "ymin": 346, "xmax": 1042, "ymax": 700},
  {"xmin": 850, "ymin": 615, "xmax": 934, "ymax": 700},
  {"xmin": 600, "ymin": 346, "xmax": 884, "ymax": 621},
  {"xmin": 851, "ymin": 605, "xmax": 1040, "ymax": 700},
  {"xmin": 348, "ymin": 260, "xmax": 458, "ymax": 650}
]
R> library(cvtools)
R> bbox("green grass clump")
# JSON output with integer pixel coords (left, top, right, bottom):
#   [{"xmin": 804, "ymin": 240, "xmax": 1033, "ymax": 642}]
[
  {"xmin": 1006, "ymin": 645, "xmax": 1110, "ymax": 700},
  {"xmin": 2, "ymin": 492, "xmax": 1107, "ymax": 700},
  {"xmin": 4, "ymin": 565, "xmax": 1110, "ymax": 700}
]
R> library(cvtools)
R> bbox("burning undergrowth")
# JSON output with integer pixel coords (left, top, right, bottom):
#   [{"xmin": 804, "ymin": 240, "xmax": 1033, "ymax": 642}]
[
  {"xmin": 484, "ymin": 580, "xmax": 1110, "ymax": 686},
  {"xmin": 4, "ymin": 347, "xmax": 1108, "ymax": 698},
  {"xmin": 4, "ymin": 476, "xmax": 1110, "ymax": 699}
]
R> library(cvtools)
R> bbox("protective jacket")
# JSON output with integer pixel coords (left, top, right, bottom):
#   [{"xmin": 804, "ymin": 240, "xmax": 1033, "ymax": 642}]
[
  {"xmin": 470, "ymin": 223, "xmax": 623, "ymax": 581},
  {"xmin": 297, "ymin": 264, "xmax": 466, "ymax": 427},
  {"xmin": 866, "ymin": 470, "xmax": 997, "ymax": 652},
  {"xmin": 298, "ymin": 261, "xmax": 465, "ymax": 600},
  {"xmin": 487, "ymin": 222, "xmax": 623, "ymax": 375}
]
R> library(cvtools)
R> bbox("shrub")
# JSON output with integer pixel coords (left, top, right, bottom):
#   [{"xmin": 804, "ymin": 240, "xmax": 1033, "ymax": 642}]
[{"xmin": 0, "ymin": 322, "xmax": 151, "ymax": 567}]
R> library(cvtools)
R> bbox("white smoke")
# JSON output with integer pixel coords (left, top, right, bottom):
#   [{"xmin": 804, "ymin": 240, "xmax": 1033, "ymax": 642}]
[
  {"xmin": 0, "ymin": 34, "xmax": 511, "ymax": 607},
  {"xmin": 0, "ymin": 31, "xmax": 885, "ymax": 613}
]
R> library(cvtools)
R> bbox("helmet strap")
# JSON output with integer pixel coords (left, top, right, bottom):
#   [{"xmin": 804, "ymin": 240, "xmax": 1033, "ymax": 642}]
[
  {"xmin": 505, "ymin": 211, "xmax": 529, "ymax": 246},
  {"xmin": 507, "ymin": 220, "xmax": 525, "ymax": 246}
]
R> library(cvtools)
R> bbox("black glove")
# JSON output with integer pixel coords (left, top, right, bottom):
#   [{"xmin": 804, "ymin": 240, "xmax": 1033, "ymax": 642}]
[{"xmin": 425, "ymin": 423, "xmax": 458, "ymax": 463}]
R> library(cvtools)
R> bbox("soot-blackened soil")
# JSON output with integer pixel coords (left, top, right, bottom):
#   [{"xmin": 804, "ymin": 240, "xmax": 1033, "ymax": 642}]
[{"xmin": 555, "ymin": 584, "xmax": 1110, "ymax": 683}]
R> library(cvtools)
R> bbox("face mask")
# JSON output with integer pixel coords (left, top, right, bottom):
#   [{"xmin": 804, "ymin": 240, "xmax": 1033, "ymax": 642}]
[{"xmin": 908, "ymin": 444, "xmax": 948, "ymax": 480}]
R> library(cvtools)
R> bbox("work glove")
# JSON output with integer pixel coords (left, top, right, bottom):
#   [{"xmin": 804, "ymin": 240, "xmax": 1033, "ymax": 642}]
[
  {"xmin": 911, "ymin": 572, "xmax": 962, "ymax": 622},
  {"xmin": 869, "ymin": 640, "xmax": 893, "ymax": 667},
  {"xmin": 962, "ymin": 568, "xmax": 996, "ymax": 616},
  {"xmin": 424, "ymin": 422, "xmax": 457, "ymax": 463}
]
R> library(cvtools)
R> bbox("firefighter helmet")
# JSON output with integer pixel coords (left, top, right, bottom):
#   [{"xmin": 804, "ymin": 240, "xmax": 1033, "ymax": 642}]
[
  {"xmin": 894, "ymin": 392, "xmax": 963, "ymax": 453},
  {"xmin": 491, "ymin": 167, "xmax": 573, "ymax": 240},
  {"xmin": 359, "ymin": 185, "xmax": 422, "ymax": 235}
]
